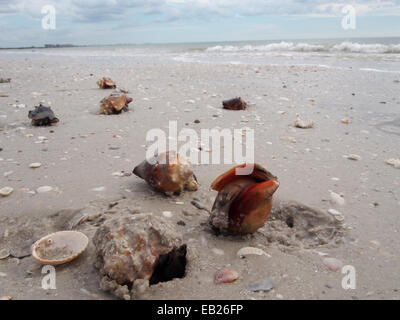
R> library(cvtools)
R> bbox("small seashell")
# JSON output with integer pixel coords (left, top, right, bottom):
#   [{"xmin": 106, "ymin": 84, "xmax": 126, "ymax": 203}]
[
  {"xmin": 36, "ymin": 186, "xmax": 53, "ymax": 193},
  {"xmin": 295, "ymin": 117, "xmax": 315, "ymax": 129},
  {"xmin": 29, "ymin": 162, "xmax": 41, "ymax": 168},
  {"xmin": 91, "ymin": 186, "xmax": 105, "ymax": 192},
  {"xmin": 162, "ymin": 211, "xmax": 173, "ymax": 218},
  {"xmin": 0, "ymin": 248, "xmax": 10, "ymax": 260},
  {"xmin": 112, "ymin": 172, "xmax": 124, "ymax": 177},
  {"xmin": 0, "ymin": 296, "xmax": 12, "ymax": 300},
  {"xmin": 214, "ymin": 268, "xmax": 239, "ymax": 284},
  {"xmin": 31, "ymin": 231, "xmax": 89, "ymax": 266},
  {"xmin": 281, "ymin": 136, "xmax": 296, "ymax": 143},
  {"xmin": 247, "ymin": 279, "xmax": 274, "ymax": 292},
  {"xmin": 0, "ymin": 187, "xmax": 13, "ymax": 197},
  {"xmin": 385, "ymin": 158, "xmax": 400, "ymax": 169},
  {"xmin": 347, "ymin": 154, "xmax": 362, "ymax": 161},
  {"xmin": 237, "ymin": 247, "xmax": 270, "ymax": 258},
  {"xmin": 330, "ymin": 192, "xmax": 345, "ymax": 206},
  {"xmin": 328, "ymin": 209, "xmax": 345, "ymax": 222},
  {"xmin": 323, "ymin": 258, "xmax": 343, "ymax": 272},
  {"xmin": 341, "ymin": 118, "xmax": 351, "ymax": 124}
]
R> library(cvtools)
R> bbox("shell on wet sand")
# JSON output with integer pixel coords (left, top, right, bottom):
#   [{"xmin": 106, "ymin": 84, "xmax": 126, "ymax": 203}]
[
  {"xmin": 28, "ymin": 104, "xmax": 59, "ymax": 126},
  {"xmin": 222, "ymin": 97, "xmax": 247, "ymax": 110},
  {"xmin": 97, "ymin": 77, "xmax": 116, "ymax": 89},
  {"xmin": 31, "ymin": 231, "xmax": 89, "ymax": 265},
  {"xmin": 237, "ymin": 247, "xmax": 270, "ymax": 258},
  {"xmin": 100, "ymin": 93, "xmax": 133, "ymax": 115},
  {"xmin": 214, "ymin": 268, "xmax": 239, "ymax": 284},
  {"xmin": 295, "ymin": 116, "xmax": 315, "ymax": 129},
  {"xmin": 93, "ymin": 214, "xmax": 187, "ymax": 300},
  {"xmin": 209, "ymin": 163, "xmax": 279, "ymax": 234},
  {"xmin": 0, "ymin": 187, "xmax": 13, "ymax": 197},
  {"xmin": 133, "ymin": 151, "xmax": 199, "ymax": 195}
]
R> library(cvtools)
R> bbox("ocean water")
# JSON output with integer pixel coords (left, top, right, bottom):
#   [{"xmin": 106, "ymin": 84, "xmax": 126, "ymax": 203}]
[{"xmin": 2, "ymin": 37, "xmax": 400, "ymax": 73}]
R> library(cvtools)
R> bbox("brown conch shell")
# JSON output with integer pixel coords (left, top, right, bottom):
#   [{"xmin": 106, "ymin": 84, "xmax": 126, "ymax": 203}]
[
  {"xmin": 133, "ymin": 151, "xmax": 199, "ymax": 195},
  {"xmin": 222, "ymin": 97, "xmax": 247, "ymax": 110},
  {"xmin": 93, "ymin": 214, "xmax": 187, "ymax": 300},
  {"xmin": 31, "ymin": 231, "xmax": 89, "ymax": 265},
  {"xmin": 100, "ymin": 93, "xmax": 133, "ymax": 115},
  {"xmin": 209, "ymin": 164, "xmax": 279, "ymax": 234},
  {"xmin": 97, "ymin": 77, "xmax": 116, "ymax": 89}
]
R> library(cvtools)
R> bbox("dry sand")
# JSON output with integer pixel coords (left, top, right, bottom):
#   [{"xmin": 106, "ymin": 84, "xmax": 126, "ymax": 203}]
[{"xmin": 0, "ymin": 58, "xmax": 399, "ymax": 300}]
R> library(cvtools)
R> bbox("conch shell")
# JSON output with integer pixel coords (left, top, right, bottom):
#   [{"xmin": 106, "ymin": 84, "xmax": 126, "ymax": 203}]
[
  {"xmin": 209, "ymin": 164, "xmax": 279, "ymax": 234},
  {"xmin": 97, "ymin": 77, "xmax": 116, "ymax": 89},
  {"xmin": 100, "ymin": 93, "xmax": 133, "ymax": 115},
  {"xmin": 133, "ymin": 151, "xmax": 199, "ymax": 195}
]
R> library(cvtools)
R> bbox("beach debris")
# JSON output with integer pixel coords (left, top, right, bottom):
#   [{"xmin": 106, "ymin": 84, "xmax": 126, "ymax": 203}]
[
  {"xmin": 323, "ymin": 258, "xmax": 343, "ymax": 272},
  {"xmin": 31, "ymin": 231, "xmax": 89, "ymax": 266},
  {"xmin": 237, "ymin": 247, "xmax": 270, "ymax": 258},
  {"xmin": 36, "ymin": 186, "xmax": 53, "ymax": 193},
  {"xmin": 222, "ymin": 97, "xmax": 247, "ymax": 110},
  {"xmin": 294, "ymin": 116, "xmax": 315, "ymax": 129},
  {"xmin": 0, "ymin": 187, "xmax": 13, "ymax": 197},
  {"xmin": 0, "ymin": 78, "xmax": 11, "ymax": 83},
  {"xmin": 100, "ymin": 93, "xmax": 133, "ymax": 115},
  {"xmin": 330, "ymin": 192, "xmax": 345, "ymax": 206},
  {"xmin": 247, "ymin": 279, "xmax": 274, "ymax": 292},
  {"xmin": 281, "ymin": 136, "xmax": 296, "ymax": 143},
  {"xmin": 0, "ymin": 248, "xmax": 10, "ymax": 260},
  {"xmin": 133, "ymin": 151, "xmax": 199, "ymax": 195},
  {"xmin": 93, "ymin": 214, "xmax": 187, "ymax": 300},
  {"xmin": 214, "ymin": 268, "xmax": 239, "ymax": 284},
  {"xmin": 163, "ymin": 211, "xmax": 173, "ymax": 218},
  {"xmin": 97, "ymin": 77, "xmax": 116, "ymax": 89},
  {"xmin": 191, "ymin": 200, "xmax": 211, "ymax": 213},
  {"xmin": 328, "ymin": 209, "xmax": 345, "ymax": 222},
  {"xmin": 28, "ymin": 104, "xmax": 59, "ymax": 126},
  {"xmin": 385, "ymin": 158, "xmax": 400, "ymax": 169},
  {"xmin": 346, "ymin": 154, "xmax": 362, "ymax": 161},
  {"xmin": 29, "ymin": 162, "xmax": 41, "ymax": 169},
  {"xmin": 341, "ymin": 118, "xmax": 351, "ymax": 124},
  {"xmin": 209, "ymin": 164, "xmax": 279, "ymax": 234},
  {"xmin": 0, "ymin": 296, "xmax": 12, "ymax": 300}
]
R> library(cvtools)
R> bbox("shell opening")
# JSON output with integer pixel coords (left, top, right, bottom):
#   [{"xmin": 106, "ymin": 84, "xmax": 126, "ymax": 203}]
[{"xmin": 149, "ymin": 244, "xmax": 187, "ymax": 286}]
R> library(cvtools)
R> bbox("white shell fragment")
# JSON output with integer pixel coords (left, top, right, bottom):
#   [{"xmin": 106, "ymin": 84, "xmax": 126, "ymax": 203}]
[
  {"xmin": 0, "ymin": 248, "xmax": 10, "ymax": 260},
  {"xmin": 295, "ymin": 117, "xmax": 315, "ymax": 129},
  {"xmin": 237, "ymin": 247, "xmax": 271, "ymax": 258},
  {"xmin": 31, "ymin": 231, "xmax": 89, "ymax": 266},
  {"xmin": 29, "ymin": 163, "xmax": 42, "ymax": 168},
  {"xmin": 385, "ymin": 159, "xmax": 400, "ymax": 169},
  {"xmin": 328, "ymin": 209, "xmax": 345, "ymax": 222},
  {"xmin": 0, "ymin": 187, "xmax": 13, "ymax": 197},
  {"xmin": 36, "ymin": 186, "xmax": 53, "ymax": 193},
  {"xmin": 346, "ymin": 154, "xmax": 362, "ymax": 161},
  {"xmin": 330, "ymin": 192, "xmax": 345, "ymax": 206}
]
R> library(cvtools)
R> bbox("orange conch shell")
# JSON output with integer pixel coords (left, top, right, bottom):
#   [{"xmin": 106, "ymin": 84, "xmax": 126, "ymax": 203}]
[
  {"xmin": 100, "ymin": 93, "xmax": 133, "ymax": 115},
  {"xmin": 210, "ymin": 164, "xmax": 279, "ymax": 234},
  {"xmin": 97, "ymin": 77, "xmax": 116, "ymax": 89},
  {"xmin": 133, "ymin": 151, "xmax": 199, "ymax": 195}
]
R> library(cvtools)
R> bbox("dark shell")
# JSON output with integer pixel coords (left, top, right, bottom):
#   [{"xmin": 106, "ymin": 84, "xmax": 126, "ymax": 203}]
[
  {"xmin": 28, "ymin": 104, "xmax": 59, "ymax": 126},
  {"xmin": 222, "ymin": 97, "xmax": 247, "ymax": 110}
]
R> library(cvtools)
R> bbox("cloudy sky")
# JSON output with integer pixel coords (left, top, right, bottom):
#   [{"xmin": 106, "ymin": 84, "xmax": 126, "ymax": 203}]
[{"xmin": 0, "ymin": 0, "xmax": 400, "ymax": 47}]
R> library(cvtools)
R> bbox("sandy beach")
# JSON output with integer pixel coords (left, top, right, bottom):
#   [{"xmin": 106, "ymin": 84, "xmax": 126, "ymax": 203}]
[{"xmin": 0, "ymin": 56, "xmax": 400, "ymax": 300}]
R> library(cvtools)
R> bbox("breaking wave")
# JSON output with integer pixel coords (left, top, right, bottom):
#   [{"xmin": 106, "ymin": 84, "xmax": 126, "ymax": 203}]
[{"xmin": 206, "ymin": 42, "xmax": 400, "ymax": 54}]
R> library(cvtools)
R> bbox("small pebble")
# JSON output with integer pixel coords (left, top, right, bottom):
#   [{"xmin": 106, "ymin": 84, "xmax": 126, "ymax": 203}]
[
  {"xmin": 248, "ymin": 279, "xmax": 274, "ymax": 292},
  {"xmin": 29, "ymin": 163, "xmax": 41, "ymax": 169},
  {"xmin": 347, "ymin": 154, "xmax": 362, "ymax": 161},
  {"xmin": 162, "ymin": 211, "xmax": 172, "ymax": 218}
]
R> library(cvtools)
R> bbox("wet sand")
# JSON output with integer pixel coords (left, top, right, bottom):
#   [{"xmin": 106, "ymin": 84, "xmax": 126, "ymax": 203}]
[{"xmin": 0, "ymin": 58, "xmax": 399, "ymax": 300}]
